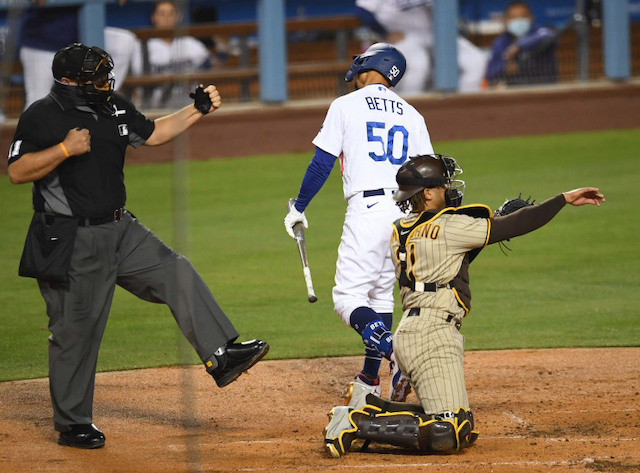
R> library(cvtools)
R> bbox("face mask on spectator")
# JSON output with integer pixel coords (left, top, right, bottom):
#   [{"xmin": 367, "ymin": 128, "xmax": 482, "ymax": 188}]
[{"xmin": 507, "ymin": 18, "xmax": 531, "ymax": 37}]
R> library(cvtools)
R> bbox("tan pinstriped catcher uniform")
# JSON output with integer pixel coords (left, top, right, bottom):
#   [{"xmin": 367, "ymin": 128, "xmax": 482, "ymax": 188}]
[{"xmin": 390, "ymin": 206, "xmax": 490, "ymax": 415}]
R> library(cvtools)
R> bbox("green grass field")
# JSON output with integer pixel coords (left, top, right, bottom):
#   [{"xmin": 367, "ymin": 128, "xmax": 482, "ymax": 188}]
[{"xmin": 1, "ymin": 128, "xmax": 638, "ymax": 382}]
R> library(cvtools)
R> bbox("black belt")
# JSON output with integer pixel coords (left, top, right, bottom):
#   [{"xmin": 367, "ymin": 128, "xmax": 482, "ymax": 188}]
[
  {"xmin": 407, "ymin": 308, "xmax": 455, "ymax": 324},
  {"xmin": 45, "ymin": 208, "xmax": 125, "ymax": 227},
  {"xmin": 363, "ymin": 188, "xmax": 385, "ymax": 197}
]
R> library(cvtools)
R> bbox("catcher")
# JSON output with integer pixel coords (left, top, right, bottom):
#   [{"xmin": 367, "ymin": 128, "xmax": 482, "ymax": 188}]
[{"xmin": 323, "ymin": 154, "xmax": 604, "ymax": 457}]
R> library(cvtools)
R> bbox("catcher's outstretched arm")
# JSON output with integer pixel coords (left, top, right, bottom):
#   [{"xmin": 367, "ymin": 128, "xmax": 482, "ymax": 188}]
[
  {"xmin": 563, "ymin": 187, "xmax": 605, "ymax": 206},
  {"xmin": 488, "ymin": 194, "xmax": 566, "ymax": 244}
]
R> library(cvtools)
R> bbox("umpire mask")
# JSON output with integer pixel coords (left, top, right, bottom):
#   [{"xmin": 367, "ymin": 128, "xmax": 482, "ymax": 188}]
[{"xmin": 53, "ymin": 43, "xmax": 115, "ymax": 110}]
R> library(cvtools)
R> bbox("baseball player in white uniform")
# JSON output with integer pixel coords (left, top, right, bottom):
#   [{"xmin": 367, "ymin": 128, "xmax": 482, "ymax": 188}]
[
  {"xmin": 355, "ymin": 0, "xmax": 487, "ymax": 94},
  {"xmin": 134, "ymin": 1, "xmax": 212, "ymax": 109},
  {"xmin": 284, "ymin": 43, "xmax": 434, "ymax": 405}
]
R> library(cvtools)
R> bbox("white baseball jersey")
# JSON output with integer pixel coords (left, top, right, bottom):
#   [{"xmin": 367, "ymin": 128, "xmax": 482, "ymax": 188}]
[
  {"xmin": 145, "ymin": 37, "xmax": 210, "ymax": 75},
  {"xmin": 356, "ymin": 0, "xmax": 487, "ymax": 94},
  {"xmin": 314, "ymin": 83, "xmax": 433, "ymax": 323},
  {"xmin": 312, "ymin": 83, "xmax": 433, "ymax": 200},
  {"xmin": 104, "ymin": 27, "xmax": 142, "ymax": 90},
  {"xmin": 356, "ymin": 0, "xmax": 433, "ymax": 44},
  {"xmin": 140, "ymin": 37, "xmax": 211, "ymax": 108}
]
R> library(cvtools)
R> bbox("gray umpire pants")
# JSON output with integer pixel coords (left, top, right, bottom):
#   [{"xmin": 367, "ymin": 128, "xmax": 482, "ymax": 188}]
[{"xmin": 37, "ymin": 211, "xmax": 239, "ymax": 432}]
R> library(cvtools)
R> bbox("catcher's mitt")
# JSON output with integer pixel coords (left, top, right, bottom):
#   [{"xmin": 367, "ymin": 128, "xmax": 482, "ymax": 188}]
[
  {"xmin": 493, "ymin": 194, "xmax": 535, "ymax": 255},
  {"xmin": 494, "ymin": 194, "xmax": 535, "ymax": 217}
]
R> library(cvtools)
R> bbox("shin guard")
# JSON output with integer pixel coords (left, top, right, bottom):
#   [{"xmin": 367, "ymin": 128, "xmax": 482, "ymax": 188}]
[
  {"xmin": 350, "ymin": 405, "xmax": 478, "ymax": 454},
  {"xmin": 354, "ymin": 411, "xmax": 424, "ymax": 449}
]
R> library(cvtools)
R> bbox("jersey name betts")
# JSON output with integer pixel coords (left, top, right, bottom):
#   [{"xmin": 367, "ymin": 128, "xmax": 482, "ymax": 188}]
[{"xmin": 313, "ymin": 84, "xmax": 432, "ymax": 200}]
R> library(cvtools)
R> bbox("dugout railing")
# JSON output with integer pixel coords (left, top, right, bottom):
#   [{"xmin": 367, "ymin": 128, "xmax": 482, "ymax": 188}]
[
  {"xmin": 2, "ymin": 13, "xmax": 639, "ymax": 118},
  {"xmin": 122, "ymin": 15, "xmax": 640, "ymax": 107},
  {"xmin": 120, "ymin": 15, "xmax": 362, "ymax": 108}
]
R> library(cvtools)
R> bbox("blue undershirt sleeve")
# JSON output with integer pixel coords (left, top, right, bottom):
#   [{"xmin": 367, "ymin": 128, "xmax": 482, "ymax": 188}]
[{"xmin": 294, "ymin": 147, "xmax": 338, "ymax": 212}]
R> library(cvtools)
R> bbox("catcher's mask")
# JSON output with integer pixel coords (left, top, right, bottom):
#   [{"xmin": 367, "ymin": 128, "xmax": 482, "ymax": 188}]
[
  {"xmin": 345, "ymin": 42, "xmax": 406, "ymax": 87},
  {"xmin": 394, "ymin": 154, "xmax": 465, "ymax": 208},
  {"xmin": 52, "ymin": 43, "xmax": 115, "ymax": 107}
]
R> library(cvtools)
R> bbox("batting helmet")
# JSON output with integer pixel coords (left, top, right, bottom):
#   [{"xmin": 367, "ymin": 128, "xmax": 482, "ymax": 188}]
[
  {"xmin": 52, "ymin": 43, "xmax": 114, "ymax": 106},
  {"xmin": 394, "ymin": 155, "xmax": 465, "ymax": 207},
  {"xmin": 345, "ymin": 42, "xmax": 406, "ymax": 87}
]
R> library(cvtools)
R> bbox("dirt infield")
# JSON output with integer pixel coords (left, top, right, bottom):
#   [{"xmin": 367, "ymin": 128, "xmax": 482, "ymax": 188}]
[{"xmin": 0, "ymin": 348, "xmax": 638, "ymax": 473}]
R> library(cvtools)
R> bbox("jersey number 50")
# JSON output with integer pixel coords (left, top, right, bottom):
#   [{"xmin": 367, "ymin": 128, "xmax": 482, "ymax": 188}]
[{"xmin": 367, "ymin": 122, "xmax": 408, "ymax": 165}]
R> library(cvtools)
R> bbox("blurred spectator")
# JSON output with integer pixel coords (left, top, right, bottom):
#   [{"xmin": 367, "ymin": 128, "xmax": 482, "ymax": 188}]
[
  {"xmin": 105, "ymin": 27, "xmax": 143, "ymax": 91},
  {"xmin": 18, "ymin": 5, "xmax": 139, "ymax": 110},
  {"xmin": 355, "ymin": 0, "xmax": 487, "ymax": 95},
  {"xmin": 485, "ymin": 1, "xmax": 558, "ymax": 87},
  {"xmin": 136, "ymin": 1, "xmax": 212, "ymax": 109}
]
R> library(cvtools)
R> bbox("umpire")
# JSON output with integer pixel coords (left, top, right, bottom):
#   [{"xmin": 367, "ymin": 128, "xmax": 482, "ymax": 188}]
[{"xmin": 7, "ymin": 43, "xmax": 268, "ymax": 449}]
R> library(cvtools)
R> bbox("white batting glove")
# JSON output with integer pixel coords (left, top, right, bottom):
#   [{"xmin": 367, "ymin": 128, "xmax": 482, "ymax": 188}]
[{"xmin": 284, "ymin": 206, "xmax": 309, "ymax": 239}]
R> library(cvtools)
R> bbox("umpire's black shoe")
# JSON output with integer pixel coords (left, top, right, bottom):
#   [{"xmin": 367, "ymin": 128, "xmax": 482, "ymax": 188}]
[
  {"xmin": 58, "ymin": 423, "xmax": 105, "ymax": 449},
  {"xmin": 207, "ymin": 339, "xmax": 269, "ymax": 387}
]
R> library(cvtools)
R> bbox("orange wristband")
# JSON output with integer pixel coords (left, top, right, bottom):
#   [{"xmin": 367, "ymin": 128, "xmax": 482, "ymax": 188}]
[{"xmin": 59, "ymin": 142, "xmax": 70, "ymax": 158}]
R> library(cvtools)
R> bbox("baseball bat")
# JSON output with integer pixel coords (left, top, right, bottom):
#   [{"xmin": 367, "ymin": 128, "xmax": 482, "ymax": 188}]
[{"xmin": 287, "ymin": 198, "xmax": 318, "ymax": 303}]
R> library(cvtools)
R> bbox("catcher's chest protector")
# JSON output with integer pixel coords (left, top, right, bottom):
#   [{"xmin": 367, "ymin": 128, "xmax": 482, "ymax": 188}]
[
  {"xmin": 393, "ymin": 205, "xmax": 491, "ymax": 292},
  {"xmin": 393, "ymin": 211, "xmax": 441, "ymax": 292}
]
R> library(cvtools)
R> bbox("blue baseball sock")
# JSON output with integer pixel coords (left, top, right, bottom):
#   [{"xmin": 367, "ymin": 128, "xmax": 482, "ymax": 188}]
[
  {"xmin": 359, "ymin": 347, "xmax": 383, "ymax": 382},
  {"xmin": 379, "ymin": 312, "xmax": 392, "ymax": 329}
]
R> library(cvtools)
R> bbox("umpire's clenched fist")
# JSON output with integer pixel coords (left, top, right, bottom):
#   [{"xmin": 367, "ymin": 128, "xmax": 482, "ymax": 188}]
[
  {"xmin": 190, "ymin": 84, "xmax": 221, "ymax": 114},
  {"xmin": 62, "ymin": 127, "xmax": 91, "ymax": 157},
  {"xmin": 203, "ymin": 85, "xmax": 221, "ymax": 111}
]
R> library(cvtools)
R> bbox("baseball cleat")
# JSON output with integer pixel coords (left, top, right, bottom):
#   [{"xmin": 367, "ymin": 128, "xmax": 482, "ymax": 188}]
[
  {"xmin": 207, "ymin": 339, "xmax": 269, "ymax": 387},
  {"xmin": 323, "ymin": 406, "xmax": 357, "ymax": 458},
  {"xmin": 389, "ymin": 362, "xmax": 412, "ymax": 402},
  {"xmin": 345, "ymin": 377, "xmax": 381, "ymax": 409}
]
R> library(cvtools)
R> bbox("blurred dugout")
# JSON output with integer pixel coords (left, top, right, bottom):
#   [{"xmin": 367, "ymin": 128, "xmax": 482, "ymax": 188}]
[{"xmin": 0, "ymin": 0, "xmax": 639, "ymax": 120}]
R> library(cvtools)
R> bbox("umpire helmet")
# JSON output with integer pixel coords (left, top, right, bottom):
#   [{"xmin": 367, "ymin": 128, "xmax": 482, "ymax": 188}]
[
  {"xmin": 394, "ymin": 155, "xmax": 465, "ymax": 208},
  {"xmin": 345, "ymin": 43, "xmax": 406, "ymax": 87},
  {"xmin": 52, "ymin": 43, "xmax": 115, "ymax": 106}
]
